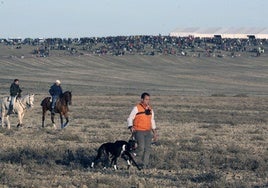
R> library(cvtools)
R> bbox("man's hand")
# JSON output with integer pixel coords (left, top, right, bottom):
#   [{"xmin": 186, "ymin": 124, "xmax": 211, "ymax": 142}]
[
  {"xmin": 17, "ymin": 93, "xmax": 21, "ymax": 98},
  {"xmin": 152, "ymin": 129, "xmax": 158, "ymax": 142},
  {"xmin": 152, "ymin": 134, "xmax": 158, "ymax": 142},
  {"xmin": 129, "ymin": 126, "xmax": 135, "ymax": 133}
]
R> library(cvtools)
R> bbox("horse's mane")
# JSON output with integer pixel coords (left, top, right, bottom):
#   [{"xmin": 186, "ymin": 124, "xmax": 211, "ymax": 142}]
[
  {"xmin": 19, "ymin": 94, "xmax": 30, "ymax": 101},
  {"xmin": 59, "ymin": 91, "xmax": 72, "ymax": 105},
  {"xmin": 21, "ymin": 94, "xmax": 29, "ymax": 98},
  {"xmin": 60, "ymin": 91, "xmax": 71, "ymax": 97}
]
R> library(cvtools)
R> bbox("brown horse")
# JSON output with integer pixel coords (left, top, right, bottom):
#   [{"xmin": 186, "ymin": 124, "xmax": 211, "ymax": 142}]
[{"xmin": 41, "ymin": 91, "xmax": 72, "ymax": 129}]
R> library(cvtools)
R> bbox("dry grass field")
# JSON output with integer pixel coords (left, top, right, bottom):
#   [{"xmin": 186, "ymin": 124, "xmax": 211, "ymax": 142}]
[{"xmin": 0, "ymin": 46, "xmax": 268, "ymax": 187}]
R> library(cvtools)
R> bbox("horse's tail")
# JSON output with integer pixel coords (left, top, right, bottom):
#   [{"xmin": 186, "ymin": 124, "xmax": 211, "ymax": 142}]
[
  {"xmin": 0, "ymin": 97, "xmax": 8, "ymax": 122},
  {"xmin": 1, "ymin": 97, "xmax": 8, "ymax": 114},
  {"xmin": 0, "ymin": 99, "xmax": 2, "ymax": 118},
  {"xmin": 40, "ymin": 97, "xmax": 51, "ymax": 106}
]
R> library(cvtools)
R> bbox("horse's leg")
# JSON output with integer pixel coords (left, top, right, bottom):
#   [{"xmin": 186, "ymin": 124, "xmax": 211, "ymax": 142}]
[
  {"xmin": 6, "ymin": 115, "xmax": 10, "ymax": 129},
  {"xmin": 18, "ymin": 111, "xmax": 25, "ymax": 127},
  {"xmin": 1, "ymin": 107, "xmax": 5, "ymax": 128},
  {"xmin": 17, "ymin": 112, "xmax": 22, "ymax": 127},
  {"xmin": 42, "ymin": 108, "xmax": 46, "ymax": 128},
  {"xmin": 65, "ymin": 115, "xmax": 69, "ymax": 127},
  {"xmin": 60, "ymin": 113, "xmax": 64, "ymax": 129},
  {"xmin": 61, "ymin": 113, "xmax": 69, "ymax": 129},
  {"xmin": 51, "ymin": 113, "xmax": 57, "ymax": 129}
]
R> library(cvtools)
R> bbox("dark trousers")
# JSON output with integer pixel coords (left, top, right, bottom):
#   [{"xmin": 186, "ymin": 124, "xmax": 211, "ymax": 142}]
[
  {"xmin": 134, "ymin": 130, "xmax": 152, "ymax": 167},
  {"xmin": 7, "ymin": 96, "xmax": 16, "ymax": 114}
]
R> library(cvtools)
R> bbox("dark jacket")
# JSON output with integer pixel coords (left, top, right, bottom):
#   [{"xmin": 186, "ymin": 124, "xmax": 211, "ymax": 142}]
[
  {"xmin": 49, "ymin": 84, "xmax": 63, "ymax": 97},
  {"xmin": 10, "ymin": 83, "xmax": 22, "ymax": 97}
]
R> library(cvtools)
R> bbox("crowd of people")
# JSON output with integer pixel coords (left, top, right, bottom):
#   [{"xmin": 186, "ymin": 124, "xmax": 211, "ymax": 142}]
[{"xmin": 0, "ymin": 35, "xmax": 266, "ymax": 57}]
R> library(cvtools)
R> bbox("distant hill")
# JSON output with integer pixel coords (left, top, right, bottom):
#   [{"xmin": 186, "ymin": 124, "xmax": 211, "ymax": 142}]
[{"xmin": 0, "ymin": 45, "xmax": 267, "ymax": 96}]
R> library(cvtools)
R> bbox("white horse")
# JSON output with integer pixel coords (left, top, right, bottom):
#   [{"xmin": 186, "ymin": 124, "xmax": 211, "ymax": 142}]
[{"xmin": 1, "ymin": 94, "xmax": 35, "ymax": 129}]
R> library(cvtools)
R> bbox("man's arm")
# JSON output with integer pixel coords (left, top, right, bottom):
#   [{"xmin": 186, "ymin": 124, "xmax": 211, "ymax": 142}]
[
  {"xmin": 10, "ymin": 84, "xmax": 14, "ymax": 95},
  {"xmin": 18, "ymin": 87, "xmax": 22, "ymax": 94},
  {"xmin": 127, "ymin": 106, "xmax": 138, "ymax": 133},
  {"xmin": 59, "ymin": 86, "xmax": 63, "ymax": 95},
  {"xmin": 151, "ymin": 110, "xmax": 158, "ymax": 141},
  {"xmin": 49, "ymin": 86, "xmax": 54, "ymax": 96}
]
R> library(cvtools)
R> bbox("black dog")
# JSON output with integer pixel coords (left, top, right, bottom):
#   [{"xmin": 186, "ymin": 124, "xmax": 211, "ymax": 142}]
[{"xmin": 91, "ymin": 140, "xmax": 141, "ymax": 170}]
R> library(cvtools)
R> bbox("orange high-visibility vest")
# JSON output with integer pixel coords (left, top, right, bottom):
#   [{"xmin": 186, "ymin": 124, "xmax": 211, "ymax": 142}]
[{"xmin": 133, "ymin": 103, "xmax": 152, "ymax": 131}]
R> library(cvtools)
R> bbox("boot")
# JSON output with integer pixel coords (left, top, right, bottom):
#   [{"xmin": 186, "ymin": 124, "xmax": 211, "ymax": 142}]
[{"xmin": 7, "ymin": 105, "xmax": 13, "ymax": 115}]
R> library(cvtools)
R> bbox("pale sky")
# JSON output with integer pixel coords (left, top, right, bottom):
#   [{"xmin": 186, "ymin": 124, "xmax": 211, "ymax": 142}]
[{"xmin": 0, "ymin": 0, "xmax": 267, "ymax": 38}]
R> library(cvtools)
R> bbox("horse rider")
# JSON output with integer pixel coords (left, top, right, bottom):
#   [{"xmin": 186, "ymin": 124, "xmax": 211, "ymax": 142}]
[
  {"xmin": 7, "ymin": 79, "xmax": 22, "ymax": 115},
  {"xmin": 49, "ymin": 80, "xmax": 63, "ymax": 114}
]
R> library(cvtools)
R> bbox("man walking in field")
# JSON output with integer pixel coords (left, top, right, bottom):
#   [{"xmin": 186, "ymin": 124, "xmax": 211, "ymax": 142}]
[
  {"xmin": 7, "ymin": 79, "xmax": 22, "ymax": 115},
  {"xmin": 127, "ymin": 92, "xmax": 158, "ymax": 169},
  {"xmin": 49, "ymin": 80, "xmax": 63, "ymax": 114}
]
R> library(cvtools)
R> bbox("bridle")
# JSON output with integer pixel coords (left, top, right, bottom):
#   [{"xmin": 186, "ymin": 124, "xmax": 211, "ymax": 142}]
[{"xmin": 26, "ymin": 94, "xmax": 34, "ymax": 108}]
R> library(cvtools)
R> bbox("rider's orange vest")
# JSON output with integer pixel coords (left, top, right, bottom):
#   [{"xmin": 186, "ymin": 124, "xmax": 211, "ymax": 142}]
[{"xmin": 133, "ymin": 103, "xmax": 152, "ymax": 131}]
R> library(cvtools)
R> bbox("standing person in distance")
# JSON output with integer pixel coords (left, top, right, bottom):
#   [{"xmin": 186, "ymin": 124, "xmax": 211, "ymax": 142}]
[
  {"xmin": 49, "ymin": 80, "xmax": 63, "ymax": 114},
  {"xmin": 127, "ymin": 92, "xmax": 158, "ymax": 169}
]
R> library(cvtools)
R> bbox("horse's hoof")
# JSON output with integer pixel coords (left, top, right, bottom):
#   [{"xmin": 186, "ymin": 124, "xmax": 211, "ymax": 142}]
[{"xmin": 62, "ymin": 122, "xmax": 69, "ymax": 129}]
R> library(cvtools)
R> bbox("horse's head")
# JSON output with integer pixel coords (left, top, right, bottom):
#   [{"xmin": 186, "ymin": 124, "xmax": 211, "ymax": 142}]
[
  {"xmin": 62, "ymin": 91, "xmax": 72, "ymax": 105},
  {"xmin": 24, "ymin": 94, "xmax": 35, "ymax": 108}
]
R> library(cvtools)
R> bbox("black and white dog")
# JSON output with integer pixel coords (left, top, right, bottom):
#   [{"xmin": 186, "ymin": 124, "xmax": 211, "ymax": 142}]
[{"xmin": 91, "ymin": 140, "xmax": 141, "ymax": 170}]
